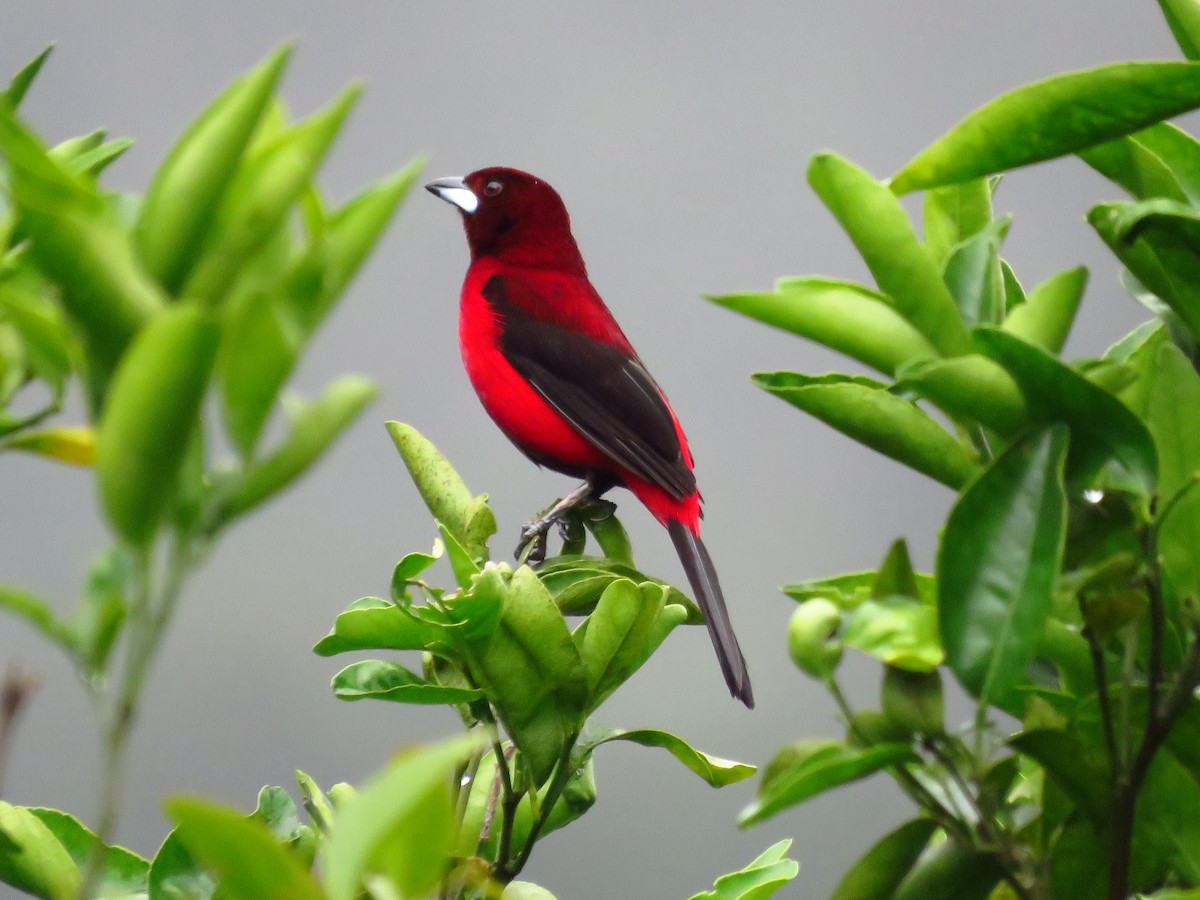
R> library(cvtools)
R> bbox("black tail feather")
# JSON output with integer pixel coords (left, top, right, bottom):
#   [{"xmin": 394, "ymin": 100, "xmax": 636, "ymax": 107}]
[{"xmin": 667, "ymin": 520, "xmax": 754, "ymax": 708}]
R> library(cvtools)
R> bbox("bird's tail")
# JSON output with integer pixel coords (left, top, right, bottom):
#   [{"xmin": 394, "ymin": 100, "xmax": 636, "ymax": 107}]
[{"xmin": 667, "ymin": 519, "xmax": 754, "ymax": 708}]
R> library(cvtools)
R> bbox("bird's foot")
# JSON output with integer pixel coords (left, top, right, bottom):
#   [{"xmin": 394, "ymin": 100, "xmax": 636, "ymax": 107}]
[
  {"xmin": 516, "ymin": 516, "xmax": 552, "ymax": 564},
  {"xmin": 514, "ymin": 481, "xmax": 597, "ymax": 564}
]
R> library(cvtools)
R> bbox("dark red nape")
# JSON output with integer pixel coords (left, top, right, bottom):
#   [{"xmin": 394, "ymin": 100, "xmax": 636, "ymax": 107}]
[{"xmin": 459, "ymin": 167, "xmax": 587, "ymax": 274}]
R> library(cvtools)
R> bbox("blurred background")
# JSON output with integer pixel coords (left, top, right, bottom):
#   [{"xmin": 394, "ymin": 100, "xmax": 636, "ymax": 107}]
[{"xmin": 0, "ymin": 2, "xmax": 1181, "ymax": 896}]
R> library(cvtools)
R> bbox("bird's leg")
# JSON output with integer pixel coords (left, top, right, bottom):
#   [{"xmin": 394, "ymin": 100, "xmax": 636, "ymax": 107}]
[{"xmin": 517, "ymin": 481, "xmax": 595, "ymax": 563}]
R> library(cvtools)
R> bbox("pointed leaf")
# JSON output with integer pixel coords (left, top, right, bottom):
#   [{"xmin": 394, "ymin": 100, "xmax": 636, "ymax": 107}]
[
  {"xmin": 808, "ymin": 152, "xmax": 968, "ymax": 355},
  {"xmin": 1, "ymin": 46, "xmax": 53, "ymax": 111},
  {"xmin": 0, "ymin": 801, "xmax": 79, "ymax": 900},
  {"xmin": 923, "ymin": 178, "xmax": 993, "ymax": 270},
  {"xmin": 331, "ymin": 659, "xmax": 483, "ymax": 705},
  {"xmin": 843, "ymin": 598, "xmax": 943, "ymax": 672},
  {"xmin": 708, "ymin": 279, "xmax": 937, "ymax": 376},
  {"xmin": 182, "ymin": 84, "xmax": 361, "ymax": 305},
  {"xmin": 584, "ymin": 724, "xmax": 755, "ymax": 788},
  {"xmin": 942, "ymin": 217, "xmax": 1009, "ymax": 329},
  {"xmin": 832, "ymin": 819, "xmax": 938, "ymax": 900},
  {"xmin": 136, "ymin": 45, "xmax": 291, "ymax": 292},
  {"xmin": 1159, "ymin": 0, "xmax": 1200, "ymax": 59},
  {"xmin": 26, "ymin": 808, "xmax": 147, "ymax": 896},
  {"xmin": 322, "ymin": 732, "xmax": 488, "ymax": 900},
  {"xmin": 753, "ymin": 371, "xmax": 978, "ymax": 488},
  {"xmin": 164, "ymin": 798, "xmax": 322, "ymax": 900},
  {"xmin": 973, "ymin": 327, "xmax": 1157, "ymax": 491},
  {"xmin": 892, "ymin": 62, "xmax": 1200, "ymax": 193},
  {"xmin": 937, "ymin": 426, "xmax": 1068, "ymax": 710},
  {"xmin": 688, "ymin": 839, "xmax": 800, "ymax": 900},
  {"xmin": 215, "ymin": 375, "xmax": 376, "ymax": 525},
  {"xmin": 739, "ymin": 741, "xmax": 916, "ymax": 826},
  {"xmin": 1002, "ymin": 265, "xmax": 1086, "ymax": 354},
  {"xmin": 894, "ymin": 354, "xmax": 1028, "ymax": 435},
  {"xmin": 314, "ymin": 597, "xmax": 445, "ymax": 656}
]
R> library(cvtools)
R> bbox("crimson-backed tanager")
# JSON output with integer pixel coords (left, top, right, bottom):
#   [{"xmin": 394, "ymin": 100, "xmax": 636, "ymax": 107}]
[{"xmin": 426, "ymin": 167, "xmax": 753, "ymax": 708}]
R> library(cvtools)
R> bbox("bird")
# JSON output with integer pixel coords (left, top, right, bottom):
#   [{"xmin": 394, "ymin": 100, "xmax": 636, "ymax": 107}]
[{"xmin": 426, "ymin": 167, "xmax": 753, "ymax": 708}]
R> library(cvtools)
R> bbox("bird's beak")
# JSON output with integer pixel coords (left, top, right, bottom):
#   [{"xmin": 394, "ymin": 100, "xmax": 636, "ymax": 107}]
[{"xmin": 425, "ymin": 176, "xmax": 478, "ymax": 214}]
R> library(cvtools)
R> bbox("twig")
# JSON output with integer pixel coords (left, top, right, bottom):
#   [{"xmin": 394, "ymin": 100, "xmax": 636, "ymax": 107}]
[
  {"xmin": 1108, "ymin": 631, "xmax": 1200, "ymax": 900},
  {"xmin": 0, "ymin": 664, "xmax": 37, "ymax": 796},
  {"xmin": 1084, "ymin": 627, "xmax": 1119, "ymax": 781}
]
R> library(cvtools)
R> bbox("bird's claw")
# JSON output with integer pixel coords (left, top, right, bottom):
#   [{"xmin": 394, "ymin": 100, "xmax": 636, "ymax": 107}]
[{"xmin": 516, "ymin": 518, "xmax": 551, "ymax": 564}]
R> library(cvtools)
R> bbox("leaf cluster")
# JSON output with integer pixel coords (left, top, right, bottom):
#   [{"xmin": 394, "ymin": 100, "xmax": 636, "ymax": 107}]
[{"xmin": 717, "ymin": 5, "xmax": 1200, "ymax": 898}]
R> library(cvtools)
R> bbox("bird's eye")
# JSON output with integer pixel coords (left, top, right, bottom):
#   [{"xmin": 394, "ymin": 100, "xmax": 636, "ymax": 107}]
[{"xmin": 484, "ymin": 180, "xmax": 503, "ymax": 196}]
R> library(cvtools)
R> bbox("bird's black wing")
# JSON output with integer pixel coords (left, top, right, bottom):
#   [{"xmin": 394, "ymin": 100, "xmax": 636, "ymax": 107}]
[{"xmin": 485, "ymin": 274, "xmax": 695, "ymax": 500}]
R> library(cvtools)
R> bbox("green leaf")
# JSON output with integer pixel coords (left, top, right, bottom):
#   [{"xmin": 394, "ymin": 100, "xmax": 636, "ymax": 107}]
[
  {"xmin": 164, "ymin": 798, "xmax": 322, "ymax": 900},
  {"xmin": 753, "ymin": 371, "xmax": 978, "ymax": 488},
  {"xmin": 1123, "ymin": 337, "xmax": 1200, "ymax": 620},
  {"xmin": 314, "ymin": 597, "xmax": 445, "ymax": 656},
  {"xmin": 466, "ymin": 566, "xmax": 588, "ymax": 783},
  {"xmin": 808, "ymin": 152, "xmax": 968, "ymax": 356},
  {"xmin": 1, "ymin": 46, "xmax": 53, "ymax": 111},
  {"xmin": 322, "ymin": 731, "xmax": 488, "ymax": 900},
  {"xmin": 892, "ymin": 837, "xmax": 1003, "ymax": 900},
  {"xmin": 832, "ymin": 819, "xmax": 938, "ymax": 900},
  {"xmin": 70, "ymin": 546, "xmax": 130, "ymax": 673},
  {"xmin": 688, "ymin": 839, "xmax": 800, "ymax": 900},
  {"xmin": 0, "ymin": 273, "xmax": 72, "ymax": 392},
  {"xmin": 26, "ymin": 808, "xmax": 147, "ymax": 896},
  {"xmin": 331, "ymin": 659, "xmax": 483, "ymax": 704},
  {"xmin": 0, "ymin": 802, "xmax": 79, "ymax": 900},
  {"xmin": 844, "ymin": 598, "xmax": 943, "ymax": 672},
  {"xmin": 577, "ymin": 501, "xmax": 633, "ymax": 563},
  {"xmin": 1159, "ymin": 0, "xmax": 1200, "ymax": 60},
  {"xmin": 1090, "ymin": 199, "xmax": 1200, "ymax": 344},
  {"xmin": 892, "ymin": 62, "xmax": 1200, "ymax": 193},
  {"xmin": 783, "ymin": 569, "xmax": 936, "ymax": 608},
  {"xmin": 1130, "ymin": 122, "xmax": 1200, "ymax": 204},
  {"xmin": 937, "ymin": 426, "xmax": 1068, "ymax": 710},
  {"xmin": 708, "ymin": 279, "xmax": 937, "ymax": 376},
  {"xmin": 1002, "ymin": 266, "xmax": 1087, "ymax": 355},
  {"xmin": 573, "ymin": 579, "xmax": 667, "ymax": 703},
  {"xmin": 1079, "ymin": 133, "xmax": 1191, "ymax": 203},
  {"xmin": 0, "ymin": 110, "xmax": 164, "ymax": 380},
  {"xmin": 182, "ymin": 84, "xmax": 361, "ymax": 305},
  {"xmin": 972, "ymin": 327, "xmax": 1158, "ymax": 492},
  {"xmin": 1008, "ymin": 729, "xmax": 1110, "ymax": 823},
  {"xmin": 136, "ymin": 45, "xmax": 292, "ymax": 293},
  {"xmin": 923, "ymin": 178, "xmax": 993, "ymax": 271},
  {"xmin": 1134, "ymin": 751, "xmax": 1200, "ymax": 885},
  {"xmin": 148, "ymin": 828, "xmax": 215, "ymax": 899},
  {"xmin": 535, "ymin": 555, "xmax": 702, "ymax": 622},
  {"xmin": 583, "ymin": 724, "xmax": 755, "ymax": 788},
  {"xmin": 872, "ymin": 539, "xmax": 920, "ymax": 600},
  {"xmin": 300, "ymin": 158, "xmax": 424, "ymax": 327},
  {"xmin": 217, "ymin": 286, "xmax": 305, "ymax": 460},
  {"xmin": 215, "ymin": 375, "xmax": 376, "ymax": 526},
  {"xmin": 387, "ymin": 421, "xmax": 492, "ymax": 561},
  {"xmin": 739, "ymin": 741, "xmax": 916, "ymax": 826},
  {"xmin": 0, "ymin": 585, "xmax": 77, "ymax": 657},
  {"xmin": 942, "ymin": 217, "xmax": 1009, "ymax": 329},
  {"xmin": 96, "ymin": 304, "xmax": 220, "ymax": 546},
  {"xmin": 894, "ymin": 353, "xmax": 1028, "ymax": 435}
]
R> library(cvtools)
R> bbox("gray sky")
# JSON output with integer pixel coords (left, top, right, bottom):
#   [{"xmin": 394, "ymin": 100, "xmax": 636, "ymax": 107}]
[{"xmin": 0, "ymin": 3, "xmax": 1181, "ymax": 897}]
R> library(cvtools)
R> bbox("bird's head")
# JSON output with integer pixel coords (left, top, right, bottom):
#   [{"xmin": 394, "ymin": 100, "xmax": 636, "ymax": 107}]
[{"xmin": 426, "ymin": 167, "xmax": 585, "ymax": 272}]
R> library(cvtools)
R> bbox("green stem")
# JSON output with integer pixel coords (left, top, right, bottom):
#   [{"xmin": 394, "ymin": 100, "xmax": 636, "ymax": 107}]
[
  {"xmin": 827, "ymin": 678, "xmax": 969, "ymax": 843},
  {"xmin": 501, "ymin": 733, "xmax": 580, "ymax": 881},
  {"xmin": 80, "ymin": 534, "xmax": 193, "ymax": 898}
]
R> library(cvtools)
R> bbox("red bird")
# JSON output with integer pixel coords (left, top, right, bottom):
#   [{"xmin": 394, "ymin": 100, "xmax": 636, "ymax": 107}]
[{"xmin": 427, "ymin": 168, "xmax": 753, "ymax": 707}]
